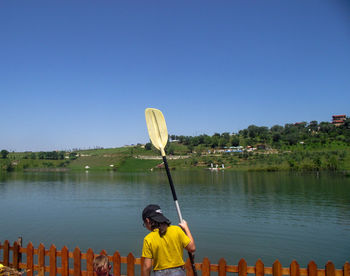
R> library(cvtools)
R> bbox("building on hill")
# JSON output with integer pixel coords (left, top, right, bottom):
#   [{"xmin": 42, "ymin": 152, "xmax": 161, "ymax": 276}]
[{"xmin": 332, "ymin": 114, "xmax": 346, "ymax": 126}]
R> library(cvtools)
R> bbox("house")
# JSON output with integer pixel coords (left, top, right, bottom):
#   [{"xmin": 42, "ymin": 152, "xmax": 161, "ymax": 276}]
[{"xmin": 332, "ymin": 115, "xmax": 346, "ymax": 126}]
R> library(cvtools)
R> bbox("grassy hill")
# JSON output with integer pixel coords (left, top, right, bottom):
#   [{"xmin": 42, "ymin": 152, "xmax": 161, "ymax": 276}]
[
  {"xmin": 1, "ymin": 118, "xmax": 350, "ymax": 174},
  {"xmin": 1, "ymin": 142, "xmax": 350, "ymax": 175}
]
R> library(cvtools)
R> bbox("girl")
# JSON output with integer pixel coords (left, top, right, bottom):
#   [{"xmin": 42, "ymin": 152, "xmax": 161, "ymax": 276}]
[
  {"xmin": 93, "ymin": 255, "xmax": 113, "ymax": 276},
  {"xmin": 141, "ymin": 204, "xmax": 196, "ymax": 276}
]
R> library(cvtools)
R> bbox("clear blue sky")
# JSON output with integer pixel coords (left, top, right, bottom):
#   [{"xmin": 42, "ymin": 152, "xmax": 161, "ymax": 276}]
[{"xmin": 1, "ymin": 1, "xmax": 349, "ymax": 152}]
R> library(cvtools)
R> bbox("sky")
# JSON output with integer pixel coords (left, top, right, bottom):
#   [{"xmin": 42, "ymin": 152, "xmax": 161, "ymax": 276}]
[{"xmin": 1, "ymin": 1, "xmax": 350, "ymax": 152}]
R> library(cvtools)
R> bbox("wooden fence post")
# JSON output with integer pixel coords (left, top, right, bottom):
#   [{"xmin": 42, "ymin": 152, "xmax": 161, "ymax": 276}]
[
  {"xmin": 273, "ymin": 260, "xmax": 282, "ymax": 276},
  {"xmin": 127, "ymin": 253, "xmax": 135, "ymax": 276},
  {"xmin": 113, "ymin": 251, "xmax": 121, "ymax": 276},
  {"xmin": 3, "ymin": 240, "xmax": 9, "ymax": 266},
  {"xmin": 256, "ymin": 259, "xmax": 264, "ymax": 276},
  {"xmin": 2, "ymin": 238, "xmax": 350, "ymax": 276},
  {"xmin": 38, "ymin": 243, "xmax": 45, "ymax": 276},
  {"xmin": 49, "ymin": 244, "xmax": 57, "ymax": 276},
  {"xmin": 185, "ymin": 258, "xmax": 194, "ymax": 276},
  {"xmin": 218, "ymin": 258, "xmax": 227, "ymax": 276},
  {"xmin": 344, "ymin": 262, "xmax": 350, "ymax": 276},
  {"xmin": 73, "ymin": 247, "xmax": 81, "ymax": 276},
  {"xmin": 202, "ymin": 257, "xmax": 211, "ymax": 276},
  {"xmin": 326, "ymin": 262, "xmax": 336, "ymax": 276},
  {"xmin": 290, "ymin": 260, "xmax": 300, "ymax": 276},
  {"xmin": 12, "ymin": 241, "xmax": 20, "ymax": 270},
  {"xmin": 239, "ymin": 258, "xmax": 248, "ymax": 276},
  {"xmin": 140, "ymin": 257, "xmax": 144, "ymax": 276},
  {"xmin": 86, "ymin": 248, "xmax": 94, "ymax": 276},
  {"xmin": 308, "ymin": 261, "xmax": 317, "ymax": 276},
  {"xmin": 26, "ymin": 242, "xmax": 34, "ymax": 276},
  {"xmin": 61, "ymin": 246, "xmax": 69, "ymax": 276}
]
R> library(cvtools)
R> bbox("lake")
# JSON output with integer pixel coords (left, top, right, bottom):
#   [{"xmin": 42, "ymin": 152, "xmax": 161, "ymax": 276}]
[{"xmin": 0, "ymin": 170, "xmax": 349, "ymax": 268}]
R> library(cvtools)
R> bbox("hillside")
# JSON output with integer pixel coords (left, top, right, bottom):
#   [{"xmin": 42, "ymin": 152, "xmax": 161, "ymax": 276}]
[{"xmin": 1, "ymin": 118, "xmax": 350, "ymax": 173}]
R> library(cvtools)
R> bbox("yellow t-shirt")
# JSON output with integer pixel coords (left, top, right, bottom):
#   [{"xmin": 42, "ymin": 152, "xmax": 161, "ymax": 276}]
[{"xmin": 142, "ymin": 225, "xmax": 191, "ymax": 271}]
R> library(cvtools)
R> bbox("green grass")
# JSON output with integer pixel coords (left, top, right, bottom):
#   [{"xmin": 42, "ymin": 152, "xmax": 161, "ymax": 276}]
[
  {"xmin": 2, "ymin": 144, "xmax": 350, "ymax": 173},
  {"xmin": 117, "ymin": 158, "xmax": 161, "ymax": 172}
]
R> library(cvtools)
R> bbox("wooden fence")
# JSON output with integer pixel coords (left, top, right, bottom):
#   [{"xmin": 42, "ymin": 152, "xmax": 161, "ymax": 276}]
[{"xmin": 1, "ymin": 240, "xmax": 349, "ymax": 276}]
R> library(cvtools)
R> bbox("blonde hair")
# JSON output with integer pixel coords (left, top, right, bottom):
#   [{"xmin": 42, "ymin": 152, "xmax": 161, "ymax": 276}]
[{"xmin": 93, "ymin": 255, "xmax": 111, "ymax": 275}]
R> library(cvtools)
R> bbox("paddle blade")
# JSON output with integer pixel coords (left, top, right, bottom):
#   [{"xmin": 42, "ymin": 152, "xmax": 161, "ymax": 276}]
[{"xmin": 145, "ymin": 108, "xmax": 168, "ymax": 156}]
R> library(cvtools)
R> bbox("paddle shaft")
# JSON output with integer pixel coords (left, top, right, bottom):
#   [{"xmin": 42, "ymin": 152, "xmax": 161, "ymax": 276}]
[{"xmin": 162, "ymin": 155, "xmax": 198, "ymax": 276}]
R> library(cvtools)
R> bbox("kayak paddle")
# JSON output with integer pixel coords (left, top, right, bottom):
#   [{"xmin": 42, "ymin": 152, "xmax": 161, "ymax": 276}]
[{"xmin": 145, "ymin": 107, "xmax": 197, "ymax": 276}]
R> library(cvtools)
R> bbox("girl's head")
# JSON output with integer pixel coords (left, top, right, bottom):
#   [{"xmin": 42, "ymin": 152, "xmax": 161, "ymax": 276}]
[
  {"xmin": 142, "ymin": 204, "xmax": 171, "ymax": 236},
  {"xmin": 93, "ymin": 255, "xmax": 111, "ymax": 276}
]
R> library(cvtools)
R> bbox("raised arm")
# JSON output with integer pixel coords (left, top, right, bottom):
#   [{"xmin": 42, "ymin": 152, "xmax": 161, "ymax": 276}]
[{"xmin": 179, "ymin": 220, "xmax": 196, "ymax": 253}]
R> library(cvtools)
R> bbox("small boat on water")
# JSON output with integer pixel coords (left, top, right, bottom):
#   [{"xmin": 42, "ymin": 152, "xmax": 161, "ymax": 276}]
[{"xmin": 208, "ymin": 163, "xmax": 224, "ymax": 170}]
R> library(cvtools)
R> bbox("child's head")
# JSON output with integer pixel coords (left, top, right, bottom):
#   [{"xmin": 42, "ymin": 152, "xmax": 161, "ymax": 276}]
[
  {"xmin": 93, "ymin": 255, "xmax": 111, "ymax": 276},
  {"xmin": 142, "ymin": 204, "xmax": 170, "ymax": 224},
  {"xmin": 142, "ymin": 204, "xmax": 171, "ymax": 236}
]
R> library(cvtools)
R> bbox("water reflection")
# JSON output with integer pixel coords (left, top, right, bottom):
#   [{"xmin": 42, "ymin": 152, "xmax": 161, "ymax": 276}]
[{"xmin": 0, "ymin": 171, "xmax": 349, "ymax": 267}]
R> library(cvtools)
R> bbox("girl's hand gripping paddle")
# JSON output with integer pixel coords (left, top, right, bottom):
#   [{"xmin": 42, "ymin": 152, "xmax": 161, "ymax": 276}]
[{"xmin": 145, "ymin": 108, "xmax": 197, "ymax": 276}]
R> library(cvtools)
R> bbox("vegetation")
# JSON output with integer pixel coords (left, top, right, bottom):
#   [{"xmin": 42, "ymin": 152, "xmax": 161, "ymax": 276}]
[{"xmin": 1, "ymin": 118, "xmax": 350, "ymax": 173}]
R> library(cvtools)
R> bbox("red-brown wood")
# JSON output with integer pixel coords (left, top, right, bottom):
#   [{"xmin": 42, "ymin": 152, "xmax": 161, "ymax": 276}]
[
  {"xmin": 290, "ymin": 260, "xmax": 300, "ymax": 276},
  {"xmin": 26, "ymin": 242, "xmax": 34, "ymax": 276},
  {"xmin": 140, "ymin": 257, "xmax": 145, "ymax": 276},
  {"xmin": 49, "ymin": 244, "xmax": 57, "ymax": 276},
  {"xmin": 239, "ymin": 258, "xmax": 248, "ymax": 276},
  {"xmin": 218, "ymin": 258, "xmax": 227, "ymax": 276},
  {"xmin": 73, "ymin": 247, "xmax": 82, "ymax": 276},
  {"xmin": 1, "ymin": 239, "xmax": 350, "ymax": 276},
  {"xmin": 326, "ymin": 261, "xmax": 336, "ymax": 276},
  {"xmin": 256, "ymin": 259, "xmax": 265, "ymax": 276},
  {"xmin": 12, "ymin": 241, "xmax": 20, "ymax": 269},
  {"xmin": 273, "ymin": 260, "xmax": 282, "ymax": 276},
  {"xmin": 38, "ymin": 243, "xmax": 45, "ymax": 276},
  {"xmin": 344, "ymin": 262, "xmax": 350, "ymax": 276},
  {"xmin": 3, "ymin": 240, "xmax": 9, "ymax": 266},
  {"xmin": 202, "ymin": 257, "xmax": 211, "ymax": 276},
  {"xmin": 185, "ymin": 258, "xmax": 194, "ymax": 276},
  {"xmin": 308, "ymin": 261, "xmax": 318, "ymax": 276},
  {"xmin": 113, "ymin": 251, "xmax": 121, "ymax": 276},
  {"xmin": 127, "ymin": 253, "xmax": 135, "ymax": 276},
  {"xmin": 61, "ymin": 246, "xmax": 69, "ymax": 276},
  {"xmin": 86, "ymin": 248, "xmax": 94, "ymax": 276}
]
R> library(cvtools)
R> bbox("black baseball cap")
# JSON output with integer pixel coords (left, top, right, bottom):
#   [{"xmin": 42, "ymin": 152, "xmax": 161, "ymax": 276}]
[{"xmin": 142, "ymin": 204, "xmax": 171, "ymax": 224}]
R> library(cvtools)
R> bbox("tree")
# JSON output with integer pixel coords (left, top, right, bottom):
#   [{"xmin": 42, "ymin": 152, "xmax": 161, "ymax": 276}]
[
  {"xmin": 230, "ymin": 135, "xmax": 240, "ymax": 147},
  {"xmin": 211, "ymin": 135, "xmax": 219, "ymax": 148},
  {"xmin": 218, "ymin": 138, "xmax": 227, "ymax": 148},
  {"xmin": 247, "ymin": 125, "xmax": 259, "ymax": 139},
  {"xmin": 270, "ymin": 125, "xmax": 284, "ymax": 133},
  {"xmin": 1, "ymin": 150, "xmax": 9, "ymax": 159},
  {"xmin": 69, "ymin": 152, "xmax": 78, "ymax": 160},
  {"xmin": 272, "ymin": 132, "xmax": 281, "ymax": 143},
  {"xmin": 145, "ymin": 143, "xmax": 152, "ymax": 150},
  {"xmin": 308, "ymin": 121, "xmax": 318, "ymax": 131},
  {"xmin": 342, "ymin": 118, "xmax": 350, "ymax": 129}
]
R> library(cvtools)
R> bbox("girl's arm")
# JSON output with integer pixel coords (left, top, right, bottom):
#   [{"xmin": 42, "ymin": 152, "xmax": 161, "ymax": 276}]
[
  {"xmin": 179, "ymin": 220, "xmax": 196, "ymax": 253},
  {"xmin": 141, "ymin": 258, "xmax": 152, "ymax": 276}
]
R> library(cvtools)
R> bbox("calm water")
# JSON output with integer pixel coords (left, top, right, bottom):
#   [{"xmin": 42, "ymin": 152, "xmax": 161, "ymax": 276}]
[{"xmin": 0, "ymin": 170, "xmax": 349, "ymax": 267}]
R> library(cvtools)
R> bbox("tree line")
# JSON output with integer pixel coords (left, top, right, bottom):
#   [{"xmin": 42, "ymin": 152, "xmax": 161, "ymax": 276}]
[
  {"xmin": 165, "ymin": 119, "xmax": 350, "ymax": 150},
  {"xmin": 0, "ymin": 151, "xmax": 78, "ymax": 160}
]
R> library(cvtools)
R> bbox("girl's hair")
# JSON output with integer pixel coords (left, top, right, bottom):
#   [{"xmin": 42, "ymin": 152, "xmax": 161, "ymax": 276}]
[
  {"xmin": 93, "ymin": 255, "xmax": 110, "ymax": 275},
  {"xmin": 148, "ymin": 218, "xmax": 170, "ymax": 237}
]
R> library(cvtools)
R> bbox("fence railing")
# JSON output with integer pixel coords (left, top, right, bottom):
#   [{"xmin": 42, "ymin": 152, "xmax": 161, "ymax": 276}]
[{"xmin": 1, "ymin": 240, "xmax": 349, "ymax": 276}]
